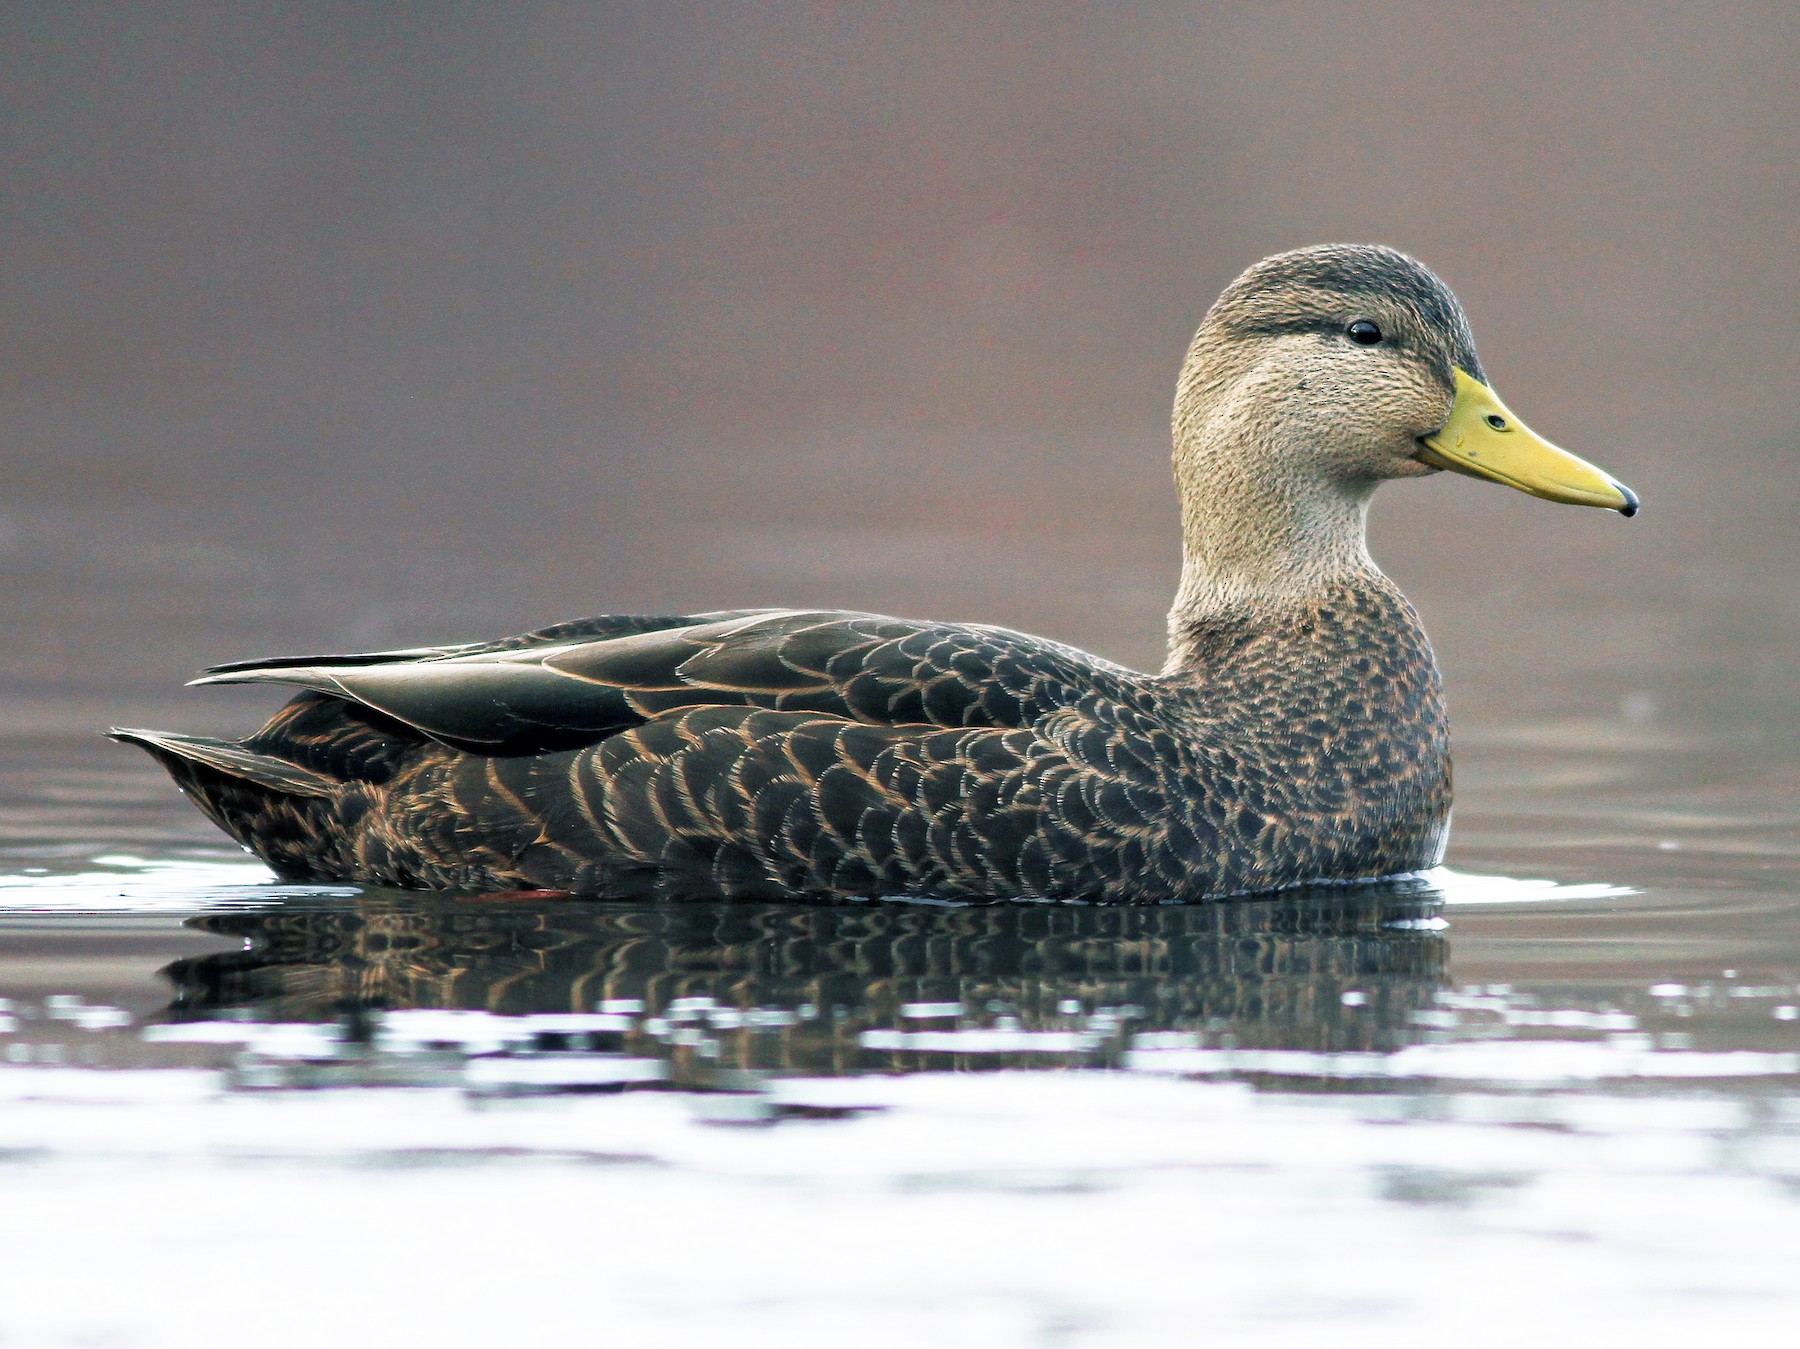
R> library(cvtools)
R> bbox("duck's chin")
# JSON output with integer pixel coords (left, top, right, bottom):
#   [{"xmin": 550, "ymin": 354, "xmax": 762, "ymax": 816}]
[{"xmin": 1389, "ymin": 447, "xmax": 1445, "ymax": 479}]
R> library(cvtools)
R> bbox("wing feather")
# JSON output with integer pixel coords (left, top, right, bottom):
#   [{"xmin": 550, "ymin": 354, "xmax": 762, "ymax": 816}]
[{"xmin": 193, "ymin": 608, "xmax": 1143, "ymax": 758}]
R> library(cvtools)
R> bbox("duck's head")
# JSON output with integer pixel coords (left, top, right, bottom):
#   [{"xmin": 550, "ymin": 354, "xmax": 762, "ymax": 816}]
[{"xmin": 1173, "ymin": 244, "xmax": 1638, "ymax": 535}]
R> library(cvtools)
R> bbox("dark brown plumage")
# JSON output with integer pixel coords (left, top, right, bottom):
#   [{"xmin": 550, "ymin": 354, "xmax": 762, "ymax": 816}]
[{"xmin": 113, "ymin": 245, "xmax": 1635, "ymax": 903}]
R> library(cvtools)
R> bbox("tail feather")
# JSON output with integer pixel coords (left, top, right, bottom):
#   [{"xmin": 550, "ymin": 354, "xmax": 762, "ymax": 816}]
[{"xmin": 108, "ymin": 728, "xmax": 338, "ymax": 799}]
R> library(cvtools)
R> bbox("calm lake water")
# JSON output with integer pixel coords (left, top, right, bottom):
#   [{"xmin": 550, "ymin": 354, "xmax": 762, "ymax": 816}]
[
  {"xmin": 8, "ymin": 2, "xmax": 1800, "ymax": 1338},
  {"xmin": 2, "ymin": 498, "xmax": 1797, "ymax": 1346}
]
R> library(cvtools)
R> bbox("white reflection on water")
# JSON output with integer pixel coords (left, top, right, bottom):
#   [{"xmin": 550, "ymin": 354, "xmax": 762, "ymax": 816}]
[
  {"xmin": 0, "ymin": 853, "xmax": 333, "ymax": 912},
  {"xmin": 0, "ymin": 854, "xmax": 1634, "ymax": 913},
  {"xmin": 1426, "ymin": 866, "xmax": 1636, "ymax": 905},
  {"xmin": 1124, "ymin": 1041, "xmax": 1800, "ymax": 1082},
  {"xmin": 0, "ymin": 1070, "xmax": 1796, "ymax": 1346}
]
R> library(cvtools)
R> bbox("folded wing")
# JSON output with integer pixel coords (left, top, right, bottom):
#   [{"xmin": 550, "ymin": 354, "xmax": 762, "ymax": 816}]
[{"xmin": 193, "ymin": 609, "xmax": 1139, "ymax": 755}]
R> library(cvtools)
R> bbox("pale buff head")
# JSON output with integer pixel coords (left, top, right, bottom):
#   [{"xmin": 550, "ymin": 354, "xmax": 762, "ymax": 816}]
[{"xmin": 1167, "ymin": 245, "xmax": 1484, "ymax": 624}]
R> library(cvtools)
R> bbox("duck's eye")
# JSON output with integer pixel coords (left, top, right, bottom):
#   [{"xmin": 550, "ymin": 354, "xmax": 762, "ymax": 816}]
[{"xmin": 1346, "ymin": 320, "xmax": 1383, "ymax": 346}]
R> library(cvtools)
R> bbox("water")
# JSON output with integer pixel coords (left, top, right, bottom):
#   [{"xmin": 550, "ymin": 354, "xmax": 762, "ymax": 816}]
[
  {"xmin": 2, "ymin": 495, "xmax": 1799, "ymax": 1346},
  {"xmin": 0, "ymin": 410, "xmax": 1792, "ymax": 1339},
  {"xmin": 7, "ymin": 4, "xmax": 1799, "ymax": 1337}
]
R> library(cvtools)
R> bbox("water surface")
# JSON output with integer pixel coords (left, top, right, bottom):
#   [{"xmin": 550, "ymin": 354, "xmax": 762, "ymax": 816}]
[{"xmin": 2, "ymin": 507, "xmax": 1797, "ymax": 1346}]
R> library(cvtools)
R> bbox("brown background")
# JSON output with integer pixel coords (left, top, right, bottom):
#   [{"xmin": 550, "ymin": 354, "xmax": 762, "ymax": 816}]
[{"xmin": 3, "ymin": 2, "xmax": 1796, "ymax": 741}]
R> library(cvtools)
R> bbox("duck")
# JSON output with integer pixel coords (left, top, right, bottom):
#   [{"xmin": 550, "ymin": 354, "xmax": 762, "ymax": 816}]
[{"xmin": 113, "ymin": 244, "xmax": 1637, "ymax": 904}]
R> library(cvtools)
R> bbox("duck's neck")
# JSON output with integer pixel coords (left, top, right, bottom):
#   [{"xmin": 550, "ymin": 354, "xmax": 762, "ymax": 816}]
[{"xmin": 1163, "ymin": 390, "xmax": 1384, "ymax": 674}]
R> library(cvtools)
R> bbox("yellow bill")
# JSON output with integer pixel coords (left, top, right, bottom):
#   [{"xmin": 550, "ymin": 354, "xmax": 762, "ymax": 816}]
[{"xmin": 1418, "ymin": 368, "xmax": 1638, "ymax": 516}]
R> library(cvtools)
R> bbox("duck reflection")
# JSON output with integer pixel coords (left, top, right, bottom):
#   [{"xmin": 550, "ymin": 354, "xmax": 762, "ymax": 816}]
[{"xmin": 164, "ymin": 880, "xmax": 1450, "ymax": 1076}]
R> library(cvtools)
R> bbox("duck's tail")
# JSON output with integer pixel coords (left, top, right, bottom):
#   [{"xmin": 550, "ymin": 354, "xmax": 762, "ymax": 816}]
[
  {"xmin": 109, "ymin": 729, "xmax": 337, "ymax": 798},
  {"xmin": 108, "ymin": 728, "xmax": 346, "ymax": 878}
]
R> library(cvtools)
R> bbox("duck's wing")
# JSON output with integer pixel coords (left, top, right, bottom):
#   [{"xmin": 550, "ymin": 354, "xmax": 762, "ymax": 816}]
[
  {"xmin": 197, "ymin": 609, "xmax": 783, "ymax": 675},
  {"xmin": 193, "ymin": 609, "xmax": 1137, "ymax": 755}
]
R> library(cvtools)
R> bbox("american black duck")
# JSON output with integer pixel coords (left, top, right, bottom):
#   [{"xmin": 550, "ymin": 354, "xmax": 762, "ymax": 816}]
[{"xmin": 114, "ymin": 244, "xmax": 1637, "ymax": 903}]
